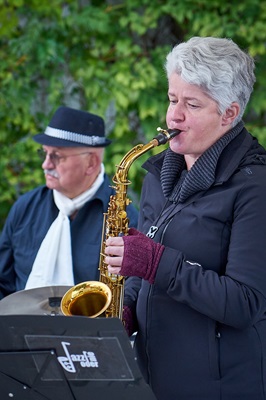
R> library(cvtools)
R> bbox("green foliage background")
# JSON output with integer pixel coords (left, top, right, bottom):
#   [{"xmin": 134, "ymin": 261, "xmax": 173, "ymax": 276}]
[{"xmin": 0, "ymin": 0, "xmax": 266, "ymax": 229}]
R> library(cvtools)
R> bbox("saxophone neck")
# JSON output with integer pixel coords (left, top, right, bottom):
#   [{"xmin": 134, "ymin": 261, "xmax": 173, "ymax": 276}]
[
  {"xmin": 112, "ymin": 128, "xmax": 180, "ymax": 185},
  {"xmin": 113, "ymin": 141, "xmax": 155, "ymax": 185}
]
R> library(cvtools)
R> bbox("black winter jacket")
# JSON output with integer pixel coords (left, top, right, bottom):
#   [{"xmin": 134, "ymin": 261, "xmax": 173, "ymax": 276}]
[{"xmin": 125, "ymin": 127, "xmax": 266, "ymax": 400}]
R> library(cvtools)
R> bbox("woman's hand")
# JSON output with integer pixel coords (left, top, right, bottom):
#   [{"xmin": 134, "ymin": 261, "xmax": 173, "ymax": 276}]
[{"xmin": 104, "ymin": 228, "xmax": 165, "ymax": 284}]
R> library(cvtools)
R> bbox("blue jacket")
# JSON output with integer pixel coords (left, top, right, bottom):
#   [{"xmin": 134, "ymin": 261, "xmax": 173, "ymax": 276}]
[
  {"xmin": 125, "ymin": 127, "xmax": 266, "ymax": 400},
  {"xmin": 0, "ymin": 174, "xmax": 138, "ymax": 299}
]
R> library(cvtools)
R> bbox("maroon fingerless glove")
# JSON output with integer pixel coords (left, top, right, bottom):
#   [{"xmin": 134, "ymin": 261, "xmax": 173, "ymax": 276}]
[{"xmin": 120, "ymin": 228, "xmax": 165, "ymax": 284}]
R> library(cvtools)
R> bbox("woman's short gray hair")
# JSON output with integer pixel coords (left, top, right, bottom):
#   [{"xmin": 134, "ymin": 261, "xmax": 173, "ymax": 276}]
[{"xmin": 165, "ymin": 37, "xmax": 256, "ymax": 126}]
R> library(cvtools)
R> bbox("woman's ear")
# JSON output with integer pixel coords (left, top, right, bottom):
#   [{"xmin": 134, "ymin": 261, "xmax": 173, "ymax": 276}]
[{"xmin": 222, "ymin": 102, "xmax": 240, "ymax": 126}]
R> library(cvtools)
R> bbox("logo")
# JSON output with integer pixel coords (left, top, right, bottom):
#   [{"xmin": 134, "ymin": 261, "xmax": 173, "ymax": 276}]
[
  {"xmin": 146, "ymin": 225, "xmax": 158, "ymax": 239},
  {"xmin": 57, "ymin": 341, "xmax": 99, "ymax": 373}
]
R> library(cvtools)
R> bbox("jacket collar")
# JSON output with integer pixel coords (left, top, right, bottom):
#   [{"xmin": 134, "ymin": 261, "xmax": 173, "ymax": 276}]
[{"xmin": 142, "ymin": 126, "xmax": 266, "ymax": 187}]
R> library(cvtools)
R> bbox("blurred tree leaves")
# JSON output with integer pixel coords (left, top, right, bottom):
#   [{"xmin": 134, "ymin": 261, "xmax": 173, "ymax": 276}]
[{"xmin": 0, "ymin": 0, "xmax": 266, "ymax": 229}]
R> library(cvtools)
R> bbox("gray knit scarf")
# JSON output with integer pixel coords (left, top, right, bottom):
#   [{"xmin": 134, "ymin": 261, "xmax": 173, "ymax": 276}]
[{"xmin": 161, "ymin": 121, "xmax": 244, "ymax": 203}]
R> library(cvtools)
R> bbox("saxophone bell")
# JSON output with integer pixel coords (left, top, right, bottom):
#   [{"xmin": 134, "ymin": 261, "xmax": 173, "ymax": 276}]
[{"xmin": 61, "ymin": 281, "xmax": 112, "ymax": 318}]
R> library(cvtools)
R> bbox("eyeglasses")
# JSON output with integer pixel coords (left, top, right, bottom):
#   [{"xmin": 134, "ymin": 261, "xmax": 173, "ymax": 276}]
[{"xmin": 37, "ymin": 148, "xmax": 92, "ymax": 166}]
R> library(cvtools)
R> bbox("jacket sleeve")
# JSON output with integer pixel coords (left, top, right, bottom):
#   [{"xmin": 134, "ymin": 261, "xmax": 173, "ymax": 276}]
[
  {"xmin": 155, "ymin": 170, "xmax": 266, "ymax": 330},
  {"xmin": 0, "ymin": 205, "xmax": 18, "ymax": 299}
]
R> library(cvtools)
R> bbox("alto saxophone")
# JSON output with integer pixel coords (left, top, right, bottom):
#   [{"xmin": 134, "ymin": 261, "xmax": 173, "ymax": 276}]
[{"xmin": 61, "ymin": 127, "xmax": 180, "ymax": 319}]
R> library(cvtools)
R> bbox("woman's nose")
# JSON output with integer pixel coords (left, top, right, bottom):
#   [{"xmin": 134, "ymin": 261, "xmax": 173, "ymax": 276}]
[
  {"xmin": 167, "ymin": 103, "xmax": 185, "ymax": 123},
  {"xmin": 173, "ymin": 103, "xmax": 185, "ymax": 119}
]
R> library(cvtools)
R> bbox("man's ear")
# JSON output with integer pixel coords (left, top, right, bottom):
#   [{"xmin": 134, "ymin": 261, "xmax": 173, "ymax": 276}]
[
  {"xmin": 222, "ymin": 102, "xmax": 240, "ymax": 126},
  {"xmin": 85, "ymin": 152, "xmax": 99, "ymax": 174}
]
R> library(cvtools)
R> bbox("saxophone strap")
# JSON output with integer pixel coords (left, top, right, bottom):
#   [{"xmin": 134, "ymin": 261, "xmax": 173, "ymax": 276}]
[{"xmin": 146, "ymin": 191, "xmax": 205, "ymax": 240}]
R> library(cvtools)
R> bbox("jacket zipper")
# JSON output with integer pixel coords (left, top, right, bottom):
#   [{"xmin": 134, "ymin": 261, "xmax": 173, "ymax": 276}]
[
  {"xmin": 215, "ymin": 322, "xmax": 221, "ymax": 379},
  {"xmin": 145, "ymin": 217, "xmax": 174, "ymax": 384}
]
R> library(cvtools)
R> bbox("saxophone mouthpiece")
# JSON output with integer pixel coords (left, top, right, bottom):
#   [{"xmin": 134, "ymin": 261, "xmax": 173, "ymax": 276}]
[{"xmin": 155, "ymin": 127, "xmax": 181, "ymax": 145}]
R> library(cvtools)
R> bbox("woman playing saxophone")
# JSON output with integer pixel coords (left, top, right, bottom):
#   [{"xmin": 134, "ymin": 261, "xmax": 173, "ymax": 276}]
[{"xmin": 104, "ymin": 36, "xmax": 266, "ymax": 400}]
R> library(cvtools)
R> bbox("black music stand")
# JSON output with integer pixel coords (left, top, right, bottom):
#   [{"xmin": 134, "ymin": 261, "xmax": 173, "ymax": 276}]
[{"xmin": 0, "ymin": 315, "xmax": 156, "ymax": 400}]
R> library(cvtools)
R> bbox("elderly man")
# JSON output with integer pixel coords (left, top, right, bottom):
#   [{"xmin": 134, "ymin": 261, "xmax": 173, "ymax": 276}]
[{"xmin": 0, "ymin": 106, "xmax": 138, "ymax": 299}]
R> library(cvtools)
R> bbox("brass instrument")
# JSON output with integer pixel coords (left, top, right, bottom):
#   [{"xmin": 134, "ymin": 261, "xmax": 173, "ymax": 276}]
[{"xmin": 60, "ymin": 127, "xmax": 181, "ymax": 319}]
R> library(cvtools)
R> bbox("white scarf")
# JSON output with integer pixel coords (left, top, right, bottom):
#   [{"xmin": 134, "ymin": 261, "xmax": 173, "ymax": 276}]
[{"xmin": 25, "ymin": 164, "xmax": 105, "ymax": 290}]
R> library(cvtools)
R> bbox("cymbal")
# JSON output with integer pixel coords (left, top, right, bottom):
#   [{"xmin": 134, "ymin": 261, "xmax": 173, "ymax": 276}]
[{"xmin": 0, "ymin": 286, "xmax": 72, "ymax": 316}]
